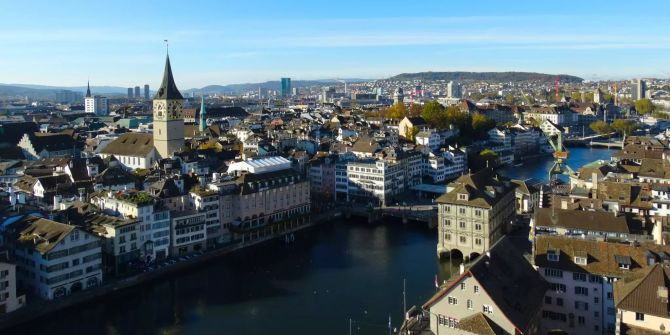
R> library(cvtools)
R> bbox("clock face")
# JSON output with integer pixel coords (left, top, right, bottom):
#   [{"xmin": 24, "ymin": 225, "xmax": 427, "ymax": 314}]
[
  {"xmin": 167, "ymin": 100, "xmax": 182, "ymax": 120},
  {"xmin": 154, "ymin": 101, "xmax": 166, "ymax": 120}
]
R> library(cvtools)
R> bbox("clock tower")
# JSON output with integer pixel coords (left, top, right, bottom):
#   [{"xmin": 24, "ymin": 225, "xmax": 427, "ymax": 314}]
[{"xmin": 153, "ymin": 54, "xmax": 184, "ymax": 158}]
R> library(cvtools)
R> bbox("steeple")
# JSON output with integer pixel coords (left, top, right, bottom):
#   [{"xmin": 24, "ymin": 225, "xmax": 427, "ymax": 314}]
[
  {"xmin": 86, "ymin": 80, "xmax": 91, "ymax": 98},
  {"xmin": 199, "ymin": 95, "xmax": 207, "ymax": 132},
  {"xmin": 154, "ymin": 55, "xmax": 183, "ymax": 100}
]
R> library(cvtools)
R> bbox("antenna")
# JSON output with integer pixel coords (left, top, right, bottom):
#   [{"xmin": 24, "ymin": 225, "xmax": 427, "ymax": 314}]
[{"xmin": 164, "ymin": 39, "xmax": 169, "ymax": 54}]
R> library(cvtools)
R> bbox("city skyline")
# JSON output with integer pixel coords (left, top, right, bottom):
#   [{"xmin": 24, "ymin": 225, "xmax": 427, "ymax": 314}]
[{"xmin": 2, "ymin": 1, "xmax": 670, "ymax": 88}]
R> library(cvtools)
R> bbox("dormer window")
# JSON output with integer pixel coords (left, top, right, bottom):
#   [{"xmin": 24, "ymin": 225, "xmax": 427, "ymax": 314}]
[
  {"xmin": 574, "ymin": 251, "xmax": 588, "ymax": 265},
  {"xmin": 615, "ymin": 255, "xmax": 632, "ymax": 270},
  {"xmin": 547, "ymin": 248, "xmax": 559, "ymax": 262},
  {"xmin": 458, "ymin": 193, "xmax": 468, "ymax": 201}
]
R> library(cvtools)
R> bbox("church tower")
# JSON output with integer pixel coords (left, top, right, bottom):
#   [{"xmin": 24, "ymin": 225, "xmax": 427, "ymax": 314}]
[
  {"xmin": 199, "ymin": 95, "xmax": 207, "ymax": 133},
  {"xmin": 153, "ymin": 54, "xmax": 184, "ymax": 158}
]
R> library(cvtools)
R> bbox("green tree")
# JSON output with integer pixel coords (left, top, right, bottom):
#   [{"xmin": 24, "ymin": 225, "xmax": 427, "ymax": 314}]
[
  {"xmin": 634, "ymin": 98, "xmax": 655, "ymax": 115},
  {"xmin": 387, "ymin": 103, "xmax": 407, "ymax": 119},
  {"xmin": 571, "ymin": 92, "xmax": 582, "ymax": 102},
  {"xmin": 611, "ymin": 119, "xmax": 639, "ymax": 136},
  {"xmin": 472, "ymin": 113, "xmax": 496, "ymax": 140},
  {"xmin": 589, "ymin": 120, "xmax": 612, "ymax": 134},
  {"xmin": 582, "ymin": 92, "xmax": 594, "ymax": 103},
  {"xmin": 421, "ymin": 100, "xmax": 444, "ymax": 127},
  {"xmin": 407, "ymin": 126, "xmax": 420, "ymax": 141},
  {"xmin": 523, "ymin": 95, "xmax": 536, "ymax": 105},
  {"xmin": 479, "ymin": 149, "xmax": 499, "ymax": 169},
  {"xmin": 505, "ymin": 94, "xmax": 515, "ymax": 105}
]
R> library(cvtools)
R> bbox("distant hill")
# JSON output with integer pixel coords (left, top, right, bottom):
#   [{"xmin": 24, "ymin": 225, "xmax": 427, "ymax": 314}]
[
  {"xmin": 389, "ymin": 71, "xmax": 583, "ymax": 83},
  {"xmin": 186, "ymin": 79, "xmax": 371, "ymax": 95},
  {"xmin": 0, "ymin": 83, "xmax": 130, "ymax": 99}
]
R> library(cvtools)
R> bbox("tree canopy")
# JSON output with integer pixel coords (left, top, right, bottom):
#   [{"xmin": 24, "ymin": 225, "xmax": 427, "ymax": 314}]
[
  {"xmin": 387, "ymin": 103, "xmax": 407, "ymax": 119},
  {"xmin": 634, "ymin": 98, "xmax": 655, "ymax": 115},
  {"xmin": 611, "ymin": 119, "xmax": 639, "ymax": 136},
  {"xmin": 421, "ymin": 100, "xmax": 446, "ymax": 128},
  {"xmin": 589, "ymin": 120, "xmax": 612, "ymax": 135}
]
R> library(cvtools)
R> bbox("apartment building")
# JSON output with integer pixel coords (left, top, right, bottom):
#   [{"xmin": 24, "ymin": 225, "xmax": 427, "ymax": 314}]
[
  {"xmin": 170, "ymin": 210, "xmax": 207, "ymax": 255},
  {"xmin": 0, "ymin": 251, "xmax": 26, "ymax": 314},
  {"xmin": 436, "ymin": 168, "xmax": 515, "ymax": 260},
  {"xmin": 346, "ymin": 159, "xmax": 404, "ymax": 205},
  {"xmin": 423, "ymin": 238, "xmax": 547, "ymax": 334},
  {"xmin": 91, "ymin": 191, "xmax": 171, "ymax": 261},
  {"xmin": 12, "ymin": 217, "xmax": 102, "ymax": 300}
]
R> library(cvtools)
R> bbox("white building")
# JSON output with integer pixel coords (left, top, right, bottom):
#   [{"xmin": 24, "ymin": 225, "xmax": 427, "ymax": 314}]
[
  {"xmin": 424, "ymin": 153, "xmax": 447, "ymax": 183},
  {"xmin": 227, "ymin": 156, "xmax": 292, "ymax": 175},
  {"xmin": 345, "ymin": 159, "xmax": 404, "ymax": 205},
  {"xmin": 85, "ymin": 96, "xmax": 109, "ymax": 116},
  {"xmin": 99, "ymin": 133, "xmax": 160, "ymax": 170},
  {"xmin": 447, "ymin": 81, "xmax": 462, "ymax": 99},
  {"xmin": 442, "ymin": 147, "xmax": 467, "ymax": 180},
  {"xmin": 91, "ymin": 192, "xmax": 171, "ymax": 260},
  {"xmin": 13, "ymin": 217, "xmax": 103, "ymax": 300},
  {"xmin": 415, "ymin": 130, "xmax": 442, "ymax": 152},
  {"xmin": 0, "ymin": 251, "xmax": 26, "ymax": 314}
]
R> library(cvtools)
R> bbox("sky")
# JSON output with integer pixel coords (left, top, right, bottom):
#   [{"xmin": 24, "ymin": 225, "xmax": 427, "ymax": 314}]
[{"xmin": 2, "ymin": 0, "xmax": 670, "ymax": 89}]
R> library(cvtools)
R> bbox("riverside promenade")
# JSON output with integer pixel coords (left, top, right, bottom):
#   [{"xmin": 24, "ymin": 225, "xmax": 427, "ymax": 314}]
[{"xmin": 0, "ymin": 209, "xmax": 343, "ymax": 332}]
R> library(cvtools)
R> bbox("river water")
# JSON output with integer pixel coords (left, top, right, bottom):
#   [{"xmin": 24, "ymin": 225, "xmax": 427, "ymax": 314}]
[{"xmin": 12, "ymin": 147, "xmax": 615, "ymax": 335}]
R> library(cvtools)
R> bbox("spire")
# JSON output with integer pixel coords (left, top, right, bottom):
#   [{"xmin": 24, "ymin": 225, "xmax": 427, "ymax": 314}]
[
  {"xmin": 154, "ymin": 54, "xmax": 183, "ymax": 100},
  {"xmin": 86, "ymin": 80, "xmax": 91, "ymax": 98},
  {"xmin": 199, "ymin": 95, "xmax": 207, "ymax": 132}
]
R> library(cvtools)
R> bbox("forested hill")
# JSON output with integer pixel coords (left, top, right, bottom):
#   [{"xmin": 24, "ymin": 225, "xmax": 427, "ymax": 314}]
[{"xmin": 389, "ymin": 71, "xmax": 583, "ymax": 83}]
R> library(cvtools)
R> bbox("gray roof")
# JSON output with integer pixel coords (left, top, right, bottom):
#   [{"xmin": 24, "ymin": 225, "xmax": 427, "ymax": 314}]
[{"xmin": 154, "ymin": 55, "xmax": 183, "ymax": 100}]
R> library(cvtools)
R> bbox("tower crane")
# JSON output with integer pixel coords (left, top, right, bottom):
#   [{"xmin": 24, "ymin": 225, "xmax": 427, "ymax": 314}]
[{"xmin": 547, "ymin": 131, "xmax": 575, "ymax": 185}]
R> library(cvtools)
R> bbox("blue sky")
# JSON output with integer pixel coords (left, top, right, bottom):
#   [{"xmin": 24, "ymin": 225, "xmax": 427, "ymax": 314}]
[{"xmin": 1, "ymin": 0, "xmax": 670, "ymax": 89}]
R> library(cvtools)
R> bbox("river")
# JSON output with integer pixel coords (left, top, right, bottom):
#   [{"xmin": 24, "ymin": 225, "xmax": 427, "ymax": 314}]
[{"xmin": 11, "ymin": 147, "xmax": 615, "ymax": 335}]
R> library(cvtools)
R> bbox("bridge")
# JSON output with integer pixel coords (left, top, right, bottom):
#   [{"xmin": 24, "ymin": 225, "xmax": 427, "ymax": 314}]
[
  {"xmin": 344, "ymin": 204, "xmax": 438, "ymax": 228},
  {"xmin": 587, "ymin": 140, "xmax": 624, "ymax": 149}
]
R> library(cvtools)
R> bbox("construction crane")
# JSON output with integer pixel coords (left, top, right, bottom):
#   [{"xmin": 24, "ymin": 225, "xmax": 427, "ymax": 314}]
[
  {"xmin": 547, "ymin": 131, "xmax": 575, "ymax": 185},
  {"xmin": 555, "ymin": 76, "xmax": 560, "ymax": 102}
]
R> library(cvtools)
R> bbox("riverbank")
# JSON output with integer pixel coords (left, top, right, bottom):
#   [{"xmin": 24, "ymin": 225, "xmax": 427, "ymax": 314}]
[{"xmin": 0, "ymin": 209, "xmax": 343, "ymax": 332}]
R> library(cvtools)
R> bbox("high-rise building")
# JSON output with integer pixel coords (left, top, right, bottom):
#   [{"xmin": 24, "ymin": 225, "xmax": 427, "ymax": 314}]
[
  {"xmin": 153, "ymin": 54, "xmax": 185, "ymax": 158},
  {"xmin": 144, "ymin": 84, "xmax": 150, "ymax": 100},
  {"xmin": 393, "ymin": 87, "xmax": 404, "ymax": 105},
  {"xmin": 632, "ymin": 78, "xmax": 647, "ymax": 100},
  {"xmin": 280, "ymin": 77, "xmax": 291, "ymax": 97},
  {"xmin": 447, "ymin": 81, "xmax": 462, "ymax": 99},
  {"xmin": 127, "ymin": 87, "xmax": 133, "ymax": 98},
  {"xmin": 258, "ymin": 87, "xmax": 268, "ymax": 99},
  {"xmin": 84, "ymin": 81, "xmax": 109, "ymax": 115},
  {"xmin": 292, "ymin": 87, "xmax": 299, "ymax": 96},
  {"xmin": 199, "ymin": 96, "xmax": 207, "ymax": 132},
  {"xmin": 134, "ymin": 86, "xmax": 141, "ymax": 98}
]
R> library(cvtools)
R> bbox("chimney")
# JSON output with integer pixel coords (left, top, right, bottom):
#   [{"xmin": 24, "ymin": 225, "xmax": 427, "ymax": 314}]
[{"xmin": 592, "ymin": 172, "xmax": 598, "ymax": 193}]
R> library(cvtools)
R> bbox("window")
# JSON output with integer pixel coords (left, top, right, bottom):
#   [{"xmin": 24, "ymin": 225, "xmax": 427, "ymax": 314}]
[
  {"xmin": 607, "ymin": 292, "xmax": 613, "ymax": 300},
  {"xmin": 573, "ymin": 273, "xmax": 587, "ymax": 281},
  {"xmin": 474, "ymin": 224, "xmax": 482, "ymax": 231},
  {"xmin": 72, "ymin": 259, "xmax": 80, "ymax": 266},
  {"xmin": 636, "ymin": 313, "xmax": 644, "ymax": 321},
  {"xmin": 574, "ymin": 256, "xmax": 587, "ymax": 265},
  {"xmin": 460, "ymin": 283, "xmax": 466, "ymax": 290},
  {"xmin": 474, "ymin": 210, "xmax": 482, "ymax": 217},
  {"xmin": 475, "ymin": 238, "xmax": 482, "ymax": 246},
  {"xmin": 459, "ymin": 222, "xmax": 466, "ymax": 229},
  {"xmin": 445, "ymin": 233, "xmax": 451, "ymax": 241},
  {"xmin": 448, "ymin": 296, "xmax": 458, "ymax": 305},
  {"xmin": 474, "ymin": 285, "xmax": 480, "ymax": 294},
  {"xmin": 483, "ymin": 305, "xmax": 493, "ymax": 314},
  {"xmin": 578, "ymin": 316, "xmax": 585, "ymax": 325},
  {"xmin": 544, "ymin": 268, "xmax": 563, "ymax": 278},
  {"xmin": 594, "ymin": 297, "xmax": 599, "ymax": 304},
  {"xmin": 575, "ymin": 286, "xmax": 589, "ymax": 296},
  {"xmin": 459, "ymin": 236, "xmax": 466, "ymax": 243},
  {"xmin": 547, "ymin": 250, "xmax": 559, "ymax": 262},
  {"xmin": 575, "ymin": 301, "xmax": 589, "ymax": 311},
  {"xmin": 467, "ymin": 299, "xmax": 473, "ymax": 310},
  {"xmin": 459, "ymin": 208, "xmax": 466, "ymax": 214},
  {"xmin": 445, "ymin": 219, "xmax": 451, "ymax": 227},
  {"xmin": 550, "ymin": 283, "xmax": 566, "ymax": 293}
]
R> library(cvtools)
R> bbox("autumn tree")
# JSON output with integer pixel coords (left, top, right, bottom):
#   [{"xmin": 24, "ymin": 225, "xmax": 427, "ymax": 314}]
[
  {"xmin": 611, "ymin": 119, "xmax": 639, "ymax": 136},
  {"xmin": 421, "ymin": 100, "xmax": 444, "ymax": 128},
  {"xmin": 387, "ymin": 103, "xmax": 407, "ymax": 119},
  {"xmin": 407, "ymin": 126, "xmax": 420, "ymax": 141},
  {"xmin": 589, "ymin": 120, "xmax": 612, "ymax": 135},
  {"xmin": 408, "ymin": 103, "xmax": 423, "ymax": 117}
]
